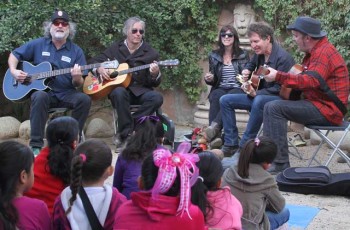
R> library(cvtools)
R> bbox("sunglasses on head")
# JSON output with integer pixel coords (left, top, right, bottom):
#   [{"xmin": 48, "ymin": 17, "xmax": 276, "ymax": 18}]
[
  {"xmin": 131, "ymin": 29, "xmax": 145, "ymax": 35},
  {"xmin": 220, "ymin": 33, "xmax": 234, "ymax": 38},
  {"xmin": 53, "ymin": 21, "xmax": 69, "ymax": 27}
]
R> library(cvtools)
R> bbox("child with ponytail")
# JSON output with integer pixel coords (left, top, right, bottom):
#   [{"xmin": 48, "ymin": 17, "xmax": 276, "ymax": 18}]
[
  {"xmin": 191, "ymin": 151, "xmax": 243, "ymax": 229},
  {"xmin": 222, "ymin": 136, "xmax": 290, "ymax": 230},
  {"xmin": 113, "ymin": 115, "xmax": 165, "ymax": 199},
  {"xmin": 53, "ymin": 139, "xmax": 126, "ymax": 230}
]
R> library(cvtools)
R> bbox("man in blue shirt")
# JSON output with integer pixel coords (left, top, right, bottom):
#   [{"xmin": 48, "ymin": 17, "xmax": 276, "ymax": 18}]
[{"xmin": 7, "ymin": 10, "xmax": 91, "ymax": 155}]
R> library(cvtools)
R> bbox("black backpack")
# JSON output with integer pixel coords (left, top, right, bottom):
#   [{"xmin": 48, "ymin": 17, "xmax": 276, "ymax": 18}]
[{"xmin": 276, "ymin": 166, "xmax": 350, "ymax": 197}]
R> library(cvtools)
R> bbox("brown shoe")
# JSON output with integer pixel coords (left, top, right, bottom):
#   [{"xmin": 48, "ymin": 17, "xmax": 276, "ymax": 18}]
[
  {"xmin": 210, "ymin": 137, "xmax": 223, "ymax": 149},
  {"xmin": 205, "ymin": 122, "xmax": 221, "ymax": 142}
]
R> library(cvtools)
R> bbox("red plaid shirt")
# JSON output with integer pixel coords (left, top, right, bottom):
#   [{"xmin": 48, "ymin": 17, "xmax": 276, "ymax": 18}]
[{"xmin": 276, "ymin": 37, "xmax": 349, "ymax": 125}]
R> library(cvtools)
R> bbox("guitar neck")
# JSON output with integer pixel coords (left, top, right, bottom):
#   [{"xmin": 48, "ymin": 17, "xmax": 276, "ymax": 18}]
[
  {"xmin": 118, "ymin": 64, "xmax": 152, "ymax": 75},
  {"xmin": 33, "ymin": 63, "xmax": 103, "ymax": 80}
]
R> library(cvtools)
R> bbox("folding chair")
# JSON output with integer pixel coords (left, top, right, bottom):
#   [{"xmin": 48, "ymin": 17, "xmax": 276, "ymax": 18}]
[
  {"xmin": 306, "ymin": 120, "xmax": 350, "ymax": 167},
  {"xmin": 112, "ymin": 105, "xmax": 175, "ymax": 148},
  {"xmin": 257, "ymin": 123, "xmax": 303, "ymax": 160}
]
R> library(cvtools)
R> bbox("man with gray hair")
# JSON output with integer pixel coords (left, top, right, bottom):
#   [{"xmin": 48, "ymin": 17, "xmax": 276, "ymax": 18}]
[
  {"xmin": 89, "ymin": 16, "xmax": 163, "ymax": 147},
  {"xmin": 7, "ymin": 10, "xmax": 91, "ymax": 156}
]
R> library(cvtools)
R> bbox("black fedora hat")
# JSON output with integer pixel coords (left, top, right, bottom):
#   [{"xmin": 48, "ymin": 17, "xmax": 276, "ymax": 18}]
[{"xmin": 287, "ymin": 16, "xmax": 327, "ymax": 38}]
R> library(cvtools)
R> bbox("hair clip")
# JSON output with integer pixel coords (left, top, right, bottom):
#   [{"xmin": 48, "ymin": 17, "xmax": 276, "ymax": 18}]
[
  {"xmin": 197, "ymin": 176, "xmax": 204, "ymax": 182},
  {"xmin": 152, "ymin": 142, "xmax": 199, "ymax": 219},
  {"xmin": 254, "ymin": 137, "xmax": 260, "ymax": 146},
  {"xmin": 79, "ymin": 153, "xmax": 87, "ymax": 162},
  {"xmin": 136, "ymin": 115, "xmax": 160, "ymax": 124}
]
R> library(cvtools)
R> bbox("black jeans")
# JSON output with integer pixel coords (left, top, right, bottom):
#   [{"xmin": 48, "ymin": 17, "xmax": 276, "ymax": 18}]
[
  {"xmin": 30, "ymin": 90, "xmax": 91, "ymax": 148},
  {"xmin": 263, "ymin": 100, "xmax": 332, "ymax": 163},
  {"xmin": 109, "ymin": 86, "xmax": 163, "ymax": 139},
  {"xmin": 208, "ymin": 87, "xmax": 243, "ymax": 126}
]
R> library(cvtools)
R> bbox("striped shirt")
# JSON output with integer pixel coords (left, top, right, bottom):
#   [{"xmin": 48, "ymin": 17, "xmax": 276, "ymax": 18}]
[
  {"xmin": 218, "ymin": 64, "xmax": 240, "ymax": 89},
  {"xmin": 276, "ymin": 37, "xmax": 349, "ymax": 125}
]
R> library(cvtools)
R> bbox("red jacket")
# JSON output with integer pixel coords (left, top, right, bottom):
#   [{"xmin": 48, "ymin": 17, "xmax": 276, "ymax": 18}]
[
  {"xmin": 25, "ymin": 147, "xmax": 66, "ymax": 215},
  {"xmin": 114, "ymin": 191, "xmax": 206, "ymax": 230},
  {"xmin": 276, "ymin": 37, "xmax": 349, "ymax": 125}
]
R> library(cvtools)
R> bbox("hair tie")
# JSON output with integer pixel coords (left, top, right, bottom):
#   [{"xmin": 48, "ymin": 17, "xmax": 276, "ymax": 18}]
[
  {"xmin": 197, "ymin": 176, "xmax": 204, "ymax": 182},
  {"xmin": 254, "ymin": 137, "xmax": 260, "ymax": 146},
  {"xmin": 79, "ymin": 153, "xmax": 87, "ymax": 162},
  {"xmin": 152, "ymin": 142, "xmax": 199, "ymax": 219},
  {"xmin": 137, "ymin": 115, "xmax": 160, "ymax": 124}
]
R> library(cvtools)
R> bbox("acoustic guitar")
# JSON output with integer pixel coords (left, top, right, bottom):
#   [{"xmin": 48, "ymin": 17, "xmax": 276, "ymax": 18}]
[
  {"xmin": 236, "ymin": 65, "xmax": 268, "ymax": 94},
  {"xmin": 83, "ymin": 59, "xmax": 179, "ymax": 100},
  {"xmin": 280, "ymin": 64, "xmax": 303, "ymax": 100},
  {"xmin": 2, "ymin": 60, "xmax": 119, "ymax": 102}
]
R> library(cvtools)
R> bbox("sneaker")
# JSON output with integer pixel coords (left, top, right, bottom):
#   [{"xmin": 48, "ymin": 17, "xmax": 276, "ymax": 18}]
[
  {"xmin": 221, "ymin": 145, "xmax": 239, "ymax": 158},
  {"xmin": 267, "ymin": 162, "xmax": 290, "ymax": 175},
  {"xmin": 205, "ymin": 122, "xmax": 221, "ymax": 142},
  {"xmin": 337, "ymin": 152, "xmax": 350, "ymax": 163},
  {"xmin": 31, "ymin": 147, "xmax": 41, "ymax": 157},
  {"xmin": 210, "ymin": 137, "xmax": 223, "ymax": 149}
]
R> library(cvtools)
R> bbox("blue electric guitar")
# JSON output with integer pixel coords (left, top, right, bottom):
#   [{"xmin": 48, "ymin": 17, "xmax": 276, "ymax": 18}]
[{"xmin": 2, "ymin": 60, "xmax": 119, "ymax": 102}]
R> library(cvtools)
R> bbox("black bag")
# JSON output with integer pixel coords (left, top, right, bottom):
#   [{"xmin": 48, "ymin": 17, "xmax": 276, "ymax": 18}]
[{"xmin": 276, "ymin": 166, "xmax": 350, "ymax": 197}]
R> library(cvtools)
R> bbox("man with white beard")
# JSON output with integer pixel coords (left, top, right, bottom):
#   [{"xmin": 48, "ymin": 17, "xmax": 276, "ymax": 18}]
[{"xmin": 7, "ymin": 10, "xmax": 91, "ymax": 156}]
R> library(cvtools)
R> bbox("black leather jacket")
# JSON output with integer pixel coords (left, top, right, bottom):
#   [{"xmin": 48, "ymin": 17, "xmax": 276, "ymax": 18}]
[{"xmin": 205, "ymin": 49, "xmax": 250, "ymax": 94}]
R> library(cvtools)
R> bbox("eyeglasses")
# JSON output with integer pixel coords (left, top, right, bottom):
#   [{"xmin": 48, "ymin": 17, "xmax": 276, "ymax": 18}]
[
  {"xmin": 53, "ymin": 21, "xmax": 69, "ymax": 27},
  {"xmin": 131, "ymin": 29, "xmax": 145, "ymax": 35},
  {"xmin": 220, "ymin": 33, "xmax": 234, "ymax": 38}
]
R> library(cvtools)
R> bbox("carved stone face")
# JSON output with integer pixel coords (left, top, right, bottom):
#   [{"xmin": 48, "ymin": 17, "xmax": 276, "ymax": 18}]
[{"xmin": 233, "ymin": 4, "xmax": 255, "ymax": 37}]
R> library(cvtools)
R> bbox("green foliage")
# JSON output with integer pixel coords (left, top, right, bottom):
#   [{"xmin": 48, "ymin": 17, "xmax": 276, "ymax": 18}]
[
  {"xmin": 254, "ymin": 0, "xmax": 350, "ymax": 65},
  {"xmin": 0, "ymin": 0, "xmax": 218, "ymax": 103},
  {"xmin": 1, "ymin": 0, "xmax": 349, "ymax": 103}
]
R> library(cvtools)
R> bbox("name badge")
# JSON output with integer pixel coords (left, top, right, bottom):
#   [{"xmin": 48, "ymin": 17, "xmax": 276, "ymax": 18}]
[
  {"xmin": 42, "ymin": 51, "xmax": 50, "ymax": 56},
  {"xmin": 61, "ymin": 56, "xmax": 71, "ymax": 63}
]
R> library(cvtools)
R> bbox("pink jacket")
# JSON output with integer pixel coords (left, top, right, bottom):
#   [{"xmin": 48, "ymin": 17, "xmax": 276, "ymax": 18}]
[
  {"xmin": 206, "ymin": 186, "xmax": 243, "ymax": 230},
  {"xmin": 114, "ymin": 191, "xmax": 206, "ymax": 230}
]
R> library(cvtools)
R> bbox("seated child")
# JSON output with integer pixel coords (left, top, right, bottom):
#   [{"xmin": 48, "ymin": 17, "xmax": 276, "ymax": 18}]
[
  {"xmin": 0, "ymin": 141, "xmax": 51, "ymax": 230},
  {"xmin": 113, "ymin": 115, "xmax": 164, "ymax": 199},
  {"xmin": 192, "ymin": 151, "xmax": 243, "ymax": 230},
  {"xmin": 53, "ymin": 139, "xmax": 127, "ymax": 229},
  {"xmin": 113, "ymin": 142, "xmax": 206, "ymax": 230},
  {"xmin": 25, "ymin": 116, "xmax": 79, "ymax": 214},
  {"xmin": 222, "ymin": 136, "xmax": 290, "ymax": 230}
]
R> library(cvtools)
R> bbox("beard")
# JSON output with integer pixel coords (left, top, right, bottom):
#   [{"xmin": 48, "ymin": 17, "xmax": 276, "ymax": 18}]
[{"xmin": 50, "ymin": 28, "xmax": 69, "ymax": 41}]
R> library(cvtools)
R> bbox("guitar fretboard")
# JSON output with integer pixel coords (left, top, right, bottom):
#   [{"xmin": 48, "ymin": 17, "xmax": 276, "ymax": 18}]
[
  {"xmin": 117, "ymin": 64, "xmax": 152, "ymax": 75},
  {"xmin": 32, "ymin": 63, "xmax": 104, "ymax": 80}
]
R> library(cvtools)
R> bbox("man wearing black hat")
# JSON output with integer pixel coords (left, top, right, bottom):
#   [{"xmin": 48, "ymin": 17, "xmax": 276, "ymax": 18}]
[
  {"xmin": 262, "ymin": 16, "xmax": 349, "ymax": 174},
  {"xmin": 7, "ymin": 10, "xmax": 91, "ymax": 155}
]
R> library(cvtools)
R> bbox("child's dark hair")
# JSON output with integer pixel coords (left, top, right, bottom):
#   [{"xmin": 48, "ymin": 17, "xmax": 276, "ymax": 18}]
[
  {"xmin": 238, "ymin": 136, "xmax": 277, "ymax": 178},
  {"xmin": 122, "ymin": 116, "xmax": 164, "ymax": 161},
  {"xmin": 191, "ymin": 151, "xmax": 223, "ymax": 220},
  {"xmin": 0, "ymin": 141, "xmax": 34, "ymax": 230},
  {"xmin": 141, "ymin": 152, "xmax": 180, "ymax": 197},
  {"xmin": 46, "ymin": 116, "xmax": 79, "ymax": 185},
  {"xmin": 65, "ymin": 139, "xmax": 112, "ymax": 214}
]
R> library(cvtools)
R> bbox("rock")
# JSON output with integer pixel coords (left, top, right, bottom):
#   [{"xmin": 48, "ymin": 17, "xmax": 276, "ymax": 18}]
[
  {"xmin": 0, "ymin": 116, "xmax": 21, "ymax": 139},
  {"xmin": 85, "ymin": 118, "xmax": 114, "ymax": 138},
  {"xmin": 19, "ymin": 120, "xmax": 31, "ymax": 140}
]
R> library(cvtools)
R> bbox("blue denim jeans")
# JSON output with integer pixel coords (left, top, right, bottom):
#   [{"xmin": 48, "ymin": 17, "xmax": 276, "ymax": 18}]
[
  {"xmin": 266, "ymin": 207, "xmax": 290, "ymax": 230},
  {"xmin": 220, "ymin": 94, "xmax": 281, "ymax": 147},
  {"xmin": 263, "ymin": 100, "xmax": 332, "ymax": 163}
]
